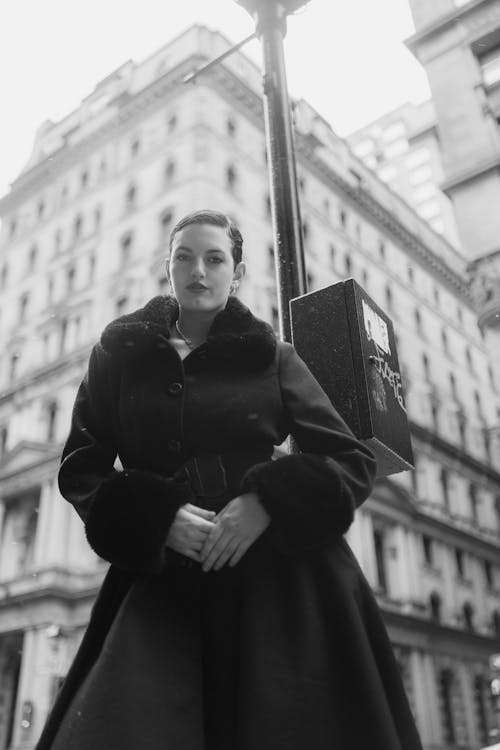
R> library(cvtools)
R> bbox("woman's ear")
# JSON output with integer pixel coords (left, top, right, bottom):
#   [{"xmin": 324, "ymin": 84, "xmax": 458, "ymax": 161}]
[{"xmin": 234, "ymin": 261, "xmax": 246, "ymax": 283}]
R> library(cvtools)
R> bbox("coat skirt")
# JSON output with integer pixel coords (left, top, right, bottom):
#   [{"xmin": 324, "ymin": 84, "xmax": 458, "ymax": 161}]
[{"xmin": 35, "ymin": 295, "xmax": 423, "ymax": 750}]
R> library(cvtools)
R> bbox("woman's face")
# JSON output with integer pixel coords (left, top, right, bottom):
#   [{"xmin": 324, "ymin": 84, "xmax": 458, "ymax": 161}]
[{"xmin": 168, "ymin": 223, "xmax": 245, "ymax": 312}]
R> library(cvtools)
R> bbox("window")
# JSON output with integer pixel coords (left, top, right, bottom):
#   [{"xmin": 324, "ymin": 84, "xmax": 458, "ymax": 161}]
[
  {"xmin": 226, "ymin": 165, "xmax": 237, "ymax": 191},
  {"xmin": 47, "ymin": 401, "xmax": 58, "ymax": 442},
  {"xmin": 89, "ymin": 255, "xmax": 96, "ymax": 283},
  {"xmin": 438, "ymin": 669, "xmax": 456, "ymax": 744},
  {"xmin": 378, "ymin": 240, "xmax": 386, "ymax": 260},
  {"xmin": 466, "ymin": 484, "xmax": 479, "ymax": 527},
  {"xmin": 159, "ymin": 208, "xmax": 174, "ymax": 245},
  {"xmin": 433, "ymin": 286, "xmax": 440, "ymax": 306},
  {"xmin": 422, "ymin": 353, "xmax": 430, "ymax": 380},
  {"xmin": 373, "ymin": 529, "xmax": 387, "ymax": 593},
  {"xmin": 306, "ymin": 271, "xmax": 314, "ymax": 290},
  {"xmin": 474, "ymin": 390, "xmax": 483, "ymax": 419},
  {"xmin": 449, "ymin": 372, "xmax": 457, "ymax": 399},
  {"xmin": 484, "ymin": 560, "xmax": 493, "ymax": 588},
  {"xmin": 271, "ymin": 305, "xmax": 279, "ymax": 332},
  {"xmin": 9, "ymin": 353, "xmax": 19, "ymax": 381},
  {"xmin": 54, "ymin": 229, "xmax": 62, "ymax": 254},
  {"xmin": 130, "ymin": 138, "xmax": 140, "ymax": 158},
  {"xmin": 265, "ymin": 194, "xmax": 271, "ymax": 218},
  {"xmin": 60, "ymin": 318, "xmax": 68, "ymax": 354},
  {"xmin": 455, "ymin": 549, "xmax": 465, "ymax": 578},
  {"xmin": 440, "ymin": 468, "xmax": 450, "ymax": 511},
  {"xmin": 441, "ymin": 328, "xmax": 449, "ymax": 355},
  {"xmin": 0, "ymin": 426, "xmax": 8, "ymax": 457},
  {"xmin": 361, "ymin": 269, "xmax": 369, "ymax": 287},
  {"xmin": 329, "ymin": 244, "xmax": 335, "ymax": 265},
  {"xmin": 384, "ymin": 285, "xmax": 393, "ymax": 313},
  {"xmin": 492, "ymin": 611, "xmax": 500, "ymax": 638},
  {"xmin": 66, "ymin": 266, "xmax": 75, "ymax": 294},
  {"xmin": 267, "ymin": 245, "xmax": 275, "ymax": 270},
  {"xmin": 488, "ymin": 364, "xmax": 497, "ymax": 390},
  {"xmin": 465, "ymin": 347, "xmax": 474, "ymax": 372},
  {"xmin": 80, "ymin": 170, "xmax": 89, "ymax": 189},
  {"xmin": 120, "ymin": 233, "xmax": 133, "ymax": 265},
  {"xmin": 226, "ymin": 117, "xmax": 236, "ymax": 137},
  {"xmin": 479, "ymin": 46, "xmax": 500, "ymax": 87},
  {"xmin": 19, "ymin": 294, "xmax": 29, "ymax": 324},
  {"xmin": 407, "ymin": 265, "xmax": 414, "ymax": 284},
  {"xmin": 37, "ymin": 200, "xmax": 45, "ymax": 220},
  {"xmin": 344, "ymin": 256, "xmax": 352, "ymax": 276},
  {"xmin": 339, "ymin": 208, "xmax": 347, "ymax": 229},
  {"xmin": 73, "ymin": 214, "xmax": 83, "ymax": 241},
  {"xmin": 9, "ymin": 218, "xmax": 17, "ymax": 239},
  {"xmin": 125, "ymin": 184, "xmax": 137, "ymax": 211},
  {"xmin": 302, "ymin": 220, "xmax": 309, "ymax": 241},
  {"xmin": 0, "ymin": 263, "xmax": 8, "ymax": 290},
  {"xmin": 414, "ymin": 308, "xmax": 422, "ymax": 334},
  {"xmin": 473, "ymin": 675, "xmax": 490, "ymax": 747},
  {"xmin": 167, "ymin": 113, "xmax": 177, "ymax": 133},
  {"xmin": 116, "ymin": 296, "xmax": 128, "ymax": 316},
  {"xmin": 423, "ymin": 535, "xmax": 434, "ymax": 566},
  {"xmin": 463, "ymin": 602, "xmax": 474, "ymax": 631},
  {"xmin": 323, "ymin": 198, "xmax": 330, "ymax": 216},
  {"xmin": 94, "ymin": 206, "xmax": 102, "ymax": 232},
  {"xmin": 429, "ymin": 592, "xmax": 441, "ymax": 622},
  {"xmin": 164, "ymin": 160, "xmax": 176, "ymax": 185}
]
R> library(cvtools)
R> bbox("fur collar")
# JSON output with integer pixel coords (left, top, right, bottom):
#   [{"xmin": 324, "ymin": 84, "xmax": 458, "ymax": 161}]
[{"xmin": 100, "ymin": 295, "xmax": 277, "ymax": 370}]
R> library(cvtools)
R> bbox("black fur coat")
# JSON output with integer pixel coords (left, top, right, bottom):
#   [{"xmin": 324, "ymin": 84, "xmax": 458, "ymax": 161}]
[{"xmin": 35, "ymin": 295, "xmax": 422, "ymax": 750}]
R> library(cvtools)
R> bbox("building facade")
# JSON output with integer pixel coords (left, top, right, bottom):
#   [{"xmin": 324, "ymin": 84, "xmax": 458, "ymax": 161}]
[
  {"xmin": 347, "ymin": 99, "xmax": 461, "ymax": 248},
  {"xmin": 0, "ymin": 24, "xmax": 499, "ymax": 750},
  {"xmin": 406, "ymin": 0, "xmax": 500, "ymax": 400}
]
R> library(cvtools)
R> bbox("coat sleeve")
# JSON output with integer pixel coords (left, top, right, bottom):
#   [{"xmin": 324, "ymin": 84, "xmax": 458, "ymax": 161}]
[
  {"xmin": 241, "ymin": 342, "xmax": 377, "ymax": 552},
  {"xmin": 58, "ymin": 343, "xmax": 193, "ymax": 574}
]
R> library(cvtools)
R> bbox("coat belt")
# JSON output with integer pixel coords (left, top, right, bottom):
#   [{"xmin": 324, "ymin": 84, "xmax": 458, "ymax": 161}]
[{"xmin": 174, "ymin": 448, "xmax": 271, "ymax": 498}]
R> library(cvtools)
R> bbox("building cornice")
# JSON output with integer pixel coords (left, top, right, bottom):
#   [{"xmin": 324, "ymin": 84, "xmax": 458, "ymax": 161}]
[
  {"xmin": 405, "ymin": 0, "xmax": 494, "ymax": 55},
  {"xmin": 441, "ymin": 151, "xmax": 500, "ymax": 195},
  {"xmin": 0, "ymin": 54, "xmax": 208, "ymax": 214},
  {"xmin": 410, "ymin": 419, "xmax": 500, "ymax": 484}
]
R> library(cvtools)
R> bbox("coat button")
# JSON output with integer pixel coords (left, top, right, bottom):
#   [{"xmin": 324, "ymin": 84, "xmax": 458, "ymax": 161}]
[
  {"xmin": 167, "ymin": 439, "xmax": 181, "ymax": 453},
  {"xmin": 167, "ymin": 382, "xmax": 183, "ymax": 396}
]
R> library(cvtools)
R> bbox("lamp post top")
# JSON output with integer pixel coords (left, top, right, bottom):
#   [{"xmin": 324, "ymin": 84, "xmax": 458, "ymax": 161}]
[{"xmin": 236, "ymin": 0, "xmax": 309, "ymax": 16}]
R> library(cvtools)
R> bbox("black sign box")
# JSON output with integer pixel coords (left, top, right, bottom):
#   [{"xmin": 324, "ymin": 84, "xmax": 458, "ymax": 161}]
[{"xmin": 290, "ymin": 279, "xmax": 414, "ymax": 476}]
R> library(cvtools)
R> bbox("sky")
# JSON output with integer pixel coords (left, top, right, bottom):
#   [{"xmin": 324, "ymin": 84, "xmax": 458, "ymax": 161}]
[{"xmin": 0, "ymin": 0, "xmax": 430, "ymax": 196}]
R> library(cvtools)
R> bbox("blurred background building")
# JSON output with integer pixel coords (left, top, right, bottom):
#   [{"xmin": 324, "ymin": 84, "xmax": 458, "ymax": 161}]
[{"xmin": 0, "ymin": 19, "xmax": 499, "ymax": 750}]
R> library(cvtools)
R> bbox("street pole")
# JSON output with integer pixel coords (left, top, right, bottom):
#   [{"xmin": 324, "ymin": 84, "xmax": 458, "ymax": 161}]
[{"xmin": 236, "ymin": 0, "xmax": 308, "ymax": 343}]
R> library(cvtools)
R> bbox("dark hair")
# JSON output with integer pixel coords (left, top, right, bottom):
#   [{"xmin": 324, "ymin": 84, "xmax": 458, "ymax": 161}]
[{"xmin": 168, "ymin": 210, "xmax": 243, "ymax": 267}]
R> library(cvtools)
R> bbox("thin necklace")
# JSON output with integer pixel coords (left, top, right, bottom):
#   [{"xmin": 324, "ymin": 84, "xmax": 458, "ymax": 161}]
[{"xmin": 175, "ymin": 320, "xmax": 195, "ymax": 349}]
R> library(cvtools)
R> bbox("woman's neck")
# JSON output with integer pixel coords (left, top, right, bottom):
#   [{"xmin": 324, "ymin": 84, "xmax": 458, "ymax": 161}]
[{"xmin": 175, "ymin": 305, "xmax": 223, "ymax": 346}]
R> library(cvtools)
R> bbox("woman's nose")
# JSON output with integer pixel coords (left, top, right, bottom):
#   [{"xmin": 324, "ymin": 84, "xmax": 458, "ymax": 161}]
[{"xmin": 191, "ymin": 259, "xmax": 206, "ymax": 278}]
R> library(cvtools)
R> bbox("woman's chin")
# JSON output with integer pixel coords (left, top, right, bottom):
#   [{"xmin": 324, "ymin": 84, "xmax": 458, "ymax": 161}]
[{"xmin": 177, "ymin": 293, "xmax": 227, "ymax": 312}]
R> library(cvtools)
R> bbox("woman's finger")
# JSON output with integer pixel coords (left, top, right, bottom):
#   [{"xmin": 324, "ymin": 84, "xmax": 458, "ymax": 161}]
[
  {"xmin": 184, "ymin": 504, "xmax": 216, "ymax": 520},
  {"xmin": 228, "ymin": 539, "xmax": 251, "ymax": 568},
  {"xmin": 199, "ymin": 523, "xmax": 225, "ymax": 562},
  {"xmin": 213, "ymin": 539, "xmax": 240, "ymax": 571},
  {"xmin": 202, "ymin": 532, "xmax": 234, "ymax": 572}
]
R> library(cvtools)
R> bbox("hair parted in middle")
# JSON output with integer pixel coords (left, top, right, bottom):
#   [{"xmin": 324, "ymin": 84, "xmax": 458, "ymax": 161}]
[{"xmin": 168, "ymin": 209, "xmax": 243, "ymax": 268}]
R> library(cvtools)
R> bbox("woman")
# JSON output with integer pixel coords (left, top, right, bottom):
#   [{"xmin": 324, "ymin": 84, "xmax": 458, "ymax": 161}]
[{"xmin": 36, "ymin": 210, "xmax": 423, "ymax": 750}]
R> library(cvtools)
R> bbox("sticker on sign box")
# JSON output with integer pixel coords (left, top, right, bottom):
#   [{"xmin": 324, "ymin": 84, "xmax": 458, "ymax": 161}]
[{"xmin": 362, "ymin": 300, "xmax": 390, "ymax": 354}]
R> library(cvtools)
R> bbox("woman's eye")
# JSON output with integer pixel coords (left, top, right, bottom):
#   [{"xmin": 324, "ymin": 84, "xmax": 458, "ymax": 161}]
[{"xmin": 209, "ymin": 257, "xmax": 223, "ymax": 264}]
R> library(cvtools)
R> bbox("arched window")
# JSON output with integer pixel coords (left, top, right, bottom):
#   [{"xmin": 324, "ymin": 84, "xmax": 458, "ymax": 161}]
[
  {"xmin": 378, "ymin": 240, "xmax": 386, "ymax": 260},
  {"xmin": 226, "ymin": 117, "xmax": 236, "ymax": 137},
  {"xmin": 66, "ymin": 265, "xmax": 76, "ymax": 294},
  {"xmin": 9, "ymin": 353, "xmax": 19, "ymax": 381},
  {"xmin": 422, "ymin": 353, "xmax": 430, "ymax": 380},
  {"xmin": 19, "ymin": 293, "xmax": 29, "ymax": 324},
  {"xmin": 414, "ymin": 308, "xmax": 422, "ymax": 334},
  {"xmin": 449, "ymin": 372, "xmax": 457, "ymax": 399},
  {"xmin": 441, "ymin": 328, "xmax": 449, "ymax": 354},
  {"xmin": 60, "ymin": 318, "xmax": 68, "ymax": 355},
  {"xmin": 429, "ymin": 592, "xmax": 441, "ymax": 622}
]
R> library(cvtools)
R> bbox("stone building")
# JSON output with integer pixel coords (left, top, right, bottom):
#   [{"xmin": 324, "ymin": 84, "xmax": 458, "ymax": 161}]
[
  {"xmin": 347, "ymin": 99, "xmax": 461, "ymax": 248},
  {"xmin": 406, "ymin": 0, "xmax": 500, "ymax": 401},
  {"xmin": 0, "ymin": 23, "xmax": 499, "ymax": 750}
]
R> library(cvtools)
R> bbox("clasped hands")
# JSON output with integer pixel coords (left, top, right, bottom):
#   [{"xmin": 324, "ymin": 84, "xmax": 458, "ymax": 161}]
[{"xmin": 165, "ymin": 493, "xmax": 270, "ymax": 572}]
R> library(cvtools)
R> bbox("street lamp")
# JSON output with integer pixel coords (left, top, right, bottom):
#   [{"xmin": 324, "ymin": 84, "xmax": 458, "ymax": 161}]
[{"xmin": 236, "ymin": 0, "xmax": 309, "ymax": 342}]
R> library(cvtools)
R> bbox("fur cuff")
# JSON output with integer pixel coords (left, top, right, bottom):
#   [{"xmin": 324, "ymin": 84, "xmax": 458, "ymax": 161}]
[
  {"xmin": 85, "ymin": 470, "xmax": 193, "ymax": 573},
  {"xmin": 241, "ymin": 454, "xmax": 356, "ymax": 553}
]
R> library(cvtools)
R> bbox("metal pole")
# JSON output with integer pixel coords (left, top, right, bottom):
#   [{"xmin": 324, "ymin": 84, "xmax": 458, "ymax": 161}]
[{"xmin": 242, "ymin": 1, "xmax": 307, "ymax": 342}]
